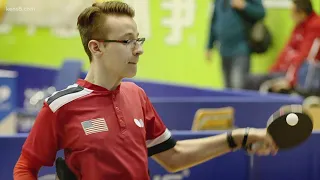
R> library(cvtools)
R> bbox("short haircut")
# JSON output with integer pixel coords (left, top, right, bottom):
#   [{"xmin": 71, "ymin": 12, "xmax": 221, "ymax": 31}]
[
  {"xmin": 293, "ymin": 0, "xmax": 314, "ymax": 15},
  {"xmin": 77, "ymin": 1, "xmax": 135, "ymax": 61}
]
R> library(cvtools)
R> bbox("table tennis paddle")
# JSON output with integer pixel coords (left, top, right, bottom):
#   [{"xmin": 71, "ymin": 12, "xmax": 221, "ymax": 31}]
[{"xmin": 246, "ymin": 104, "xmax": 313, "ymax": 152}]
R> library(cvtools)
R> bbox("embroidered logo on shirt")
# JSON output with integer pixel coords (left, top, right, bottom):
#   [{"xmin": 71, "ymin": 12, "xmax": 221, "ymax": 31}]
[
  {"xmin": 81, "ymin": 118, "xmax": 108, "ymax": 135},
  {"xmin": 134, "ymin": 118, "xmax": 144, "ymax": 128}
]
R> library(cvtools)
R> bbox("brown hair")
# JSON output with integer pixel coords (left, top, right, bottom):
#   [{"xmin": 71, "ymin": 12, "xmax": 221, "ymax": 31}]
[
  {"xmin": 293, "ymin": 0, "xmax": 313, "ymax": 15},
  {"xmin": 77, "ymin": 1, "xmax": 135, "ymax": 61}
]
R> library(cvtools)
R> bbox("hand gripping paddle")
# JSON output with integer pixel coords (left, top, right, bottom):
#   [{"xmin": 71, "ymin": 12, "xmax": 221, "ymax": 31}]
[{"xmin": 247, "ymin": 104, "xmax": 313, "ymax": 151}]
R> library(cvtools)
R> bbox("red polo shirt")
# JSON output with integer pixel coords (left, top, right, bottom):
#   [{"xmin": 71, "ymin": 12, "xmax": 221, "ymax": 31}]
[
  {"xmin": 270, "ymin": 12, "xmax": 320, "ymax": 86},
  {"xmin": 14, "ymin": 79, "xmax": 176, "ymax": 180}
]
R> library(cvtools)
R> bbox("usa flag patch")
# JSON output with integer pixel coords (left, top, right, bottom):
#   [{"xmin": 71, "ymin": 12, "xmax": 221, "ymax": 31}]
[{"xmin": 81, "ymin": 118, "xmax": 108, "ymax": 135}]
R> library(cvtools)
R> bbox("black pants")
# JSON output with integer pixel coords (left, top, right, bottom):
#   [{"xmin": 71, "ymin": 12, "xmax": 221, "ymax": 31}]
[{"xmin": 222, "ymin": 55, "xmax": 250, "ymax": 89}]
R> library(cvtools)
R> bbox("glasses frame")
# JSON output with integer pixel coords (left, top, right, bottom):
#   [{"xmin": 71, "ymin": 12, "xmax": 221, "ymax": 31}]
[{"xmin": 95, "ymin": 38, "xmax": 145, "ymax": 49}]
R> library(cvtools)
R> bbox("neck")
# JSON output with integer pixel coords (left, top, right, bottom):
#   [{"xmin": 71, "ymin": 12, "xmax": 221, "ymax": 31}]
[{"xmin": 85, "ymin": 62, "xmax": 122, "ymax": 91}]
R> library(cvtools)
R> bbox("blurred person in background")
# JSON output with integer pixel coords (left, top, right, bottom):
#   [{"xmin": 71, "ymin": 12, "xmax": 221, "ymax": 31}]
[
  {"xmin": 244, "ymin": 0, "xmax": 320, "ymax": 93},
  {"xmin": 205, "ymin": 0, "xmax": 266, "ymax": 89}
]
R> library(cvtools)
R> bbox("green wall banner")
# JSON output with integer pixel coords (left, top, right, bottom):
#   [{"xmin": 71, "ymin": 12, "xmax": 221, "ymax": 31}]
[{"xmin": 0, "ymin": 0, "xmax": 308, "ymax": 88}]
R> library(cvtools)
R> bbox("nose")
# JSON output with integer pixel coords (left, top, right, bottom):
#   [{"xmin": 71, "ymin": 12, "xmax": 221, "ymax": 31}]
[{"xmin": 132, "ymin": 44, "xmax": 144, "ymax": 56}]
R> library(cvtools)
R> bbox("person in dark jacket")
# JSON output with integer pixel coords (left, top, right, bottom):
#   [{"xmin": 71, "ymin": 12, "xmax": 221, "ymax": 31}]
[{"xmin": 206, "ymin": 0, "xmax": 265, "ymax": 89}]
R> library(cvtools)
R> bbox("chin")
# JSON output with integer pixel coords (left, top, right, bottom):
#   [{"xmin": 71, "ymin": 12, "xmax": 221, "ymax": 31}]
[{"xmin": 124, "ymin": 72, "xmax": 137, "ymax": 78}]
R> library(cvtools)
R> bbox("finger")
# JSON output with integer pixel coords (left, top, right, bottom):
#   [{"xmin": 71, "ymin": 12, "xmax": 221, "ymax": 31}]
[
  {"xmin": 265, "ymin": 142, "xmax": 278, "ymax": 156},
  {"xmin": 271, "ymin": 145, "xmax": 279, "ymax": 155},
  {"xmin": 271, "ymin": 149, "xmax": 278, "ymax": 156},
  {"xmin": 264, "ymin": 133, "xmax": 276, "ymax": 147},
  {"xmin": 248, "ymin": 143, "xmax": 268, "ymax": 155},
  {"xmin": 264, "ymin": 141, "xmax": 277, "ymax": 154},
  {"xmin": 254, "ymin": 141, "xmax": 275, "ymax": 155},
  {"xmin": 255, "ymin": 145, "xmax": 274, "ymax": 156},
  {"xmin": 255, "ymin": 149, "xmax": 268, "ymax": 156},
  {"xmin": 257, "ymin": 149, "xmax": 271, "ymax": 156}
]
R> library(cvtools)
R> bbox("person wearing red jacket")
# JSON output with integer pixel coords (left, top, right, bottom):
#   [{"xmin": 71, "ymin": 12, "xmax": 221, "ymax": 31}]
[{"xmin": 245, "ymin": 0, "xmax": 320, "ymax": 91}]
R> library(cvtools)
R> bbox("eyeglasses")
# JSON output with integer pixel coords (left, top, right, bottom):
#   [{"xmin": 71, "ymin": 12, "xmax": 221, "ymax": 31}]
[{"xmin": 96, "ymin": 38, "xmax": 145, "ymax": 49}]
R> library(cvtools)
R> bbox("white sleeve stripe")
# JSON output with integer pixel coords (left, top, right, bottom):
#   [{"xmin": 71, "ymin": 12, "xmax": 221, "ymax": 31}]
[
  {"xmin": 49, "ymin": 88, "xmax": 92, "ymax": 112},
  {"xmin": 146, "ymin": 128, "xmax": 171, "ymax": 148}
]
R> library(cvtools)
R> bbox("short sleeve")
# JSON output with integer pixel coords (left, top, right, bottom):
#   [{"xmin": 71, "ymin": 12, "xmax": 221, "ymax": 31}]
[
  {"xmin": 140, "ymin": 90, "xmax": 176, "ymax": 156},
  {"xmin": 22, "ymin": 102, "xmax": 60, "ymax": 166}
]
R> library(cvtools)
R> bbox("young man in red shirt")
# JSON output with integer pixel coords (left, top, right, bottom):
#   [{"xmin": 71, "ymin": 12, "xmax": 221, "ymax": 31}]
[
  {"xmin": 13, "ymin": 1, "xmax": 277, "ymax": 180},
  {"xmin": 245, "ymin": 0, "xmax": 320, "ymax": 91}
]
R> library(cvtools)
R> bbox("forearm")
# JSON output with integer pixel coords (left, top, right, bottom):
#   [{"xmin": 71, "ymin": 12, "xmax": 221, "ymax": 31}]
[
  {"xmin": 165, "ymin": 129, "xmax": 245, "ymax": 172},
  {"xmin": 207, "ymin": 4, "xmax": 216, "ymax": 49},
  {"xmin": 207, "ymin": 31, "xmax": 216, "ymax": 50},
  {"xmin": 13, "ymin": 154, "xmax": 41, "ymax": 180}
]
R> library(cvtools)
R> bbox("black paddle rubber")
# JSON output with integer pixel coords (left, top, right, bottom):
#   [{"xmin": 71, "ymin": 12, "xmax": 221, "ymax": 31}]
[
  {"xmin": 246, "ymin": 105, "xmax": 314, "ymax": 151},
  {"xmin": 267, "ymin": 111, "xmax": 313, "ymax": 149}
]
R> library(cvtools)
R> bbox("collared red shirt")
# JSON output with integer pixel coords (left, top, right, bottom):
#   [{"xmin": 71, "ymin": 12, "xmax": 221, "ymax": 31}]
[{"xmin": 20, "ymin": 79, "xmax": 176, "ymax": 180}]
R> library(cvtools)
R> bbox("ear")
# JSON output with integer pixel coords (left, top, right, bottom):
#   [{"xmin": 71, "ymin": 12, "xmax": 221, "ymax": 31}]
[{"xmin": 88, "ymin": 40, "xmax": 103, "ymax": 57}]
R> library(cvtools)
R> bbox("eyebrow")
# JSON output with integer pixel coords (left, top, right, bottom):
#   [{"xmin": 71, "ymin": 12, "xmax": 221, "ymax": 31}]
[{"xmin": 120, "ymin": 32, "xmax": 139, "ymax": 39}]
